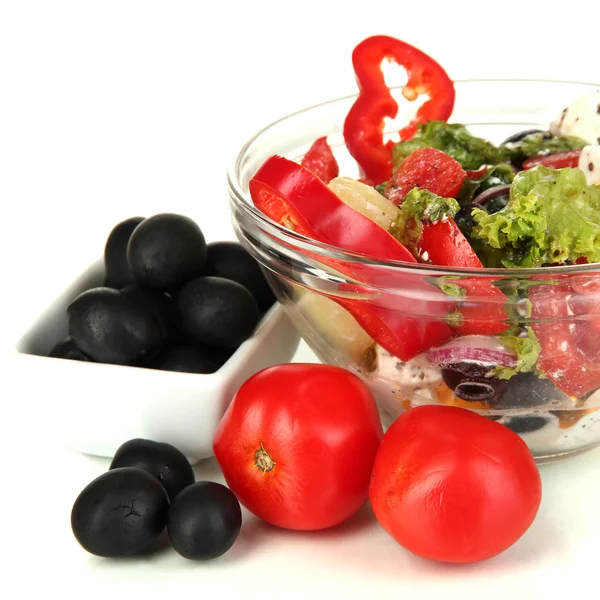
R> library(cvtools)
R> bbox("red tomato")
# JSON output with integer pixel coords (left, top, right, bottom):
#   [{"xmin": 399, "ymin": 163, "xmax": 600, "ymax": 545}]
[
  {"xmin": 530, "ymin": 280, "xmax": 600, "ymax": 396},
  {"xmin": 418, "ymin": 219, "xmax": 509, "ymax": 335},
  {"xmin": 301, "ymin": 136, "xmax": 339, "ymax": 183},
  {"xmin": 419, "ymin": 219, "xmax": 482, "ymax": 268},
  {"xmin": 369, "ymin": 405, "xmax": 542, "ymax": 563},
  {"xmin": 384, "ymin": 147, "xmax": 466, "ymax": 204},
  {"xmin": 213, "ymin": 364, "xmax": 383, "ymax": 531},
  {"xmin": 522, "ymin": 150, "xmax": 581, "ymax": 170}
]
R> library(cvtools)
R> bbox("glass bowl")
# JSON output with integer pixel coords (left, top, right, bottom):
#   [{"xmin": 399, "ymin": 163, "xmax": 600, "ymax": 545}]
[{"xmin": 228, "ymin": 80, "xmax": 600, "ymax": 463}]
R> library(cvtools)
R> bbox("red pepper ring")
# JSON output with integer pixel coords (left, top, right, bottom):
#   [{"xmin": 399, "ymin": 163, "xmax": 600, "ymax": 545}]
[
  {"xmin": 343, "ymin": 35, "xmax": 455, "ymax": 185},
  {"xmin": 249, "ymin": 155, "xmax": 455, "ymax": 361}
]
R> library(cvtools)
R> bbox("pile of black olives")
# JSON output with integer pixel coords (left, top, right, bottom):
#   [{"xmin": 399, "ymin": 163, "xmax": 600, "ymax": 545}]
[
  {"xmin": 49, "ymin": 213, "xmax": 276, "ymax": 373},
  {"xmin": 71, "ymin": 439, "xmax": 242, "ymax": 560}
]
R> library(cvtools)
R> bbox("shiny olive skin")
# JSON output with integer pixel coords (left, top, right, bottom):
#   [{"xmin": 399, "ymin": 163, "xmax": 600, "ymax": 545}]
[
  {"xmin": 151, "ymin": 344, "xmax": 231, "ymax": 374},
  {"xmin": 67, "ymin": 287, "xmax": 162, "ymax": 365},
  {"xmin": 121, "ymin": 284, "xmax": 176, "ymax": 342},
  {"xmin": 48, "ymin": 338, "xmax": 91, "ymax": 361},
  {"xmin": 454, "ymin": 204, "xmax": 478, "ymax": 239},
  {"xmin": 500, "ymin": 129, "xmax": 547, "ymax": 145},
  {"xmin": 110, "ymin": 439, "xmax": 195, "ymax": 502},
  {"xmin": 501, "ymin": 415, "xmax": 549, "ymax": 434},
  {"xmin": 167, "ymin": 481, "xmax": 242, "ymax": 560},
  {"xmin": 490, "ymin": 372, "xmax": 563, "ymax": 409},
  {"xmin": 71, "ymin": 468, "xmax": 169, "ymax": 557},
  {"xmin": 104, "ymin": 217, "xmax": 145, "ymax": 288},
  {"xmin": 203, "ymin": 241, "xmax": 275, "ymax": 312},
  {"xmin": 176, "ymin": 277, "xmax": 259, "ymax": 349},
  {"xmin": 126, "ymin": 213, "xmax": 207, "ymax": 289},
  {"xmin": 441, "ymin": 362, "xmax": 507, "ymax": 403}
]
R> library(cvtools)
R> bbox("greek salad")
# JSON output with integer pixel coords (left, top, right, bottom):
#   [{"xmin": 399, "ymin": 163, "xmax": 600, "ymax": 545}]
[{"xmin": 248, "ymin": 35, "xmax": 600, "ymax": 458}]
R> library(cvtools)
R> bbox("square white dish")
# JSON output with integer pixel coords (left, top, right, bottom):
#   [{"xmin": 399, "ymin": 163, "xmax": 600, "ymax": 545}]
[{"xmin": 14, "ymin": 259, "xmax": 300, "ymax": 463}]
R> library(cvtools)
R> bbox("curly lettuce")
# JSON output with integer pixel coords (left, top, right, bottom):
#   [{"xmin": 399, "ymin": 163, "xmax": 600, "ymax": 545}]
[
  {"xmin": 490, "ymin": 327, "xmax": 541, "ymax": 380},
  {"xmin": 503, "ymin": 132, "xmax": 587, "ymax": 159},
  {"xmin": 457, "ymin": 164, "xmax": 515, "ymax": 205},
  {"xmin": 389, "ymin": 188, "xmax": 459, "ymax": 248},
  {"xmin": 392, "ymin": 121, "xmax": 509, "ymax": 170},
  {"xmin": 472, "ymin": 166, "xmax": 600, "ymax": 267}
]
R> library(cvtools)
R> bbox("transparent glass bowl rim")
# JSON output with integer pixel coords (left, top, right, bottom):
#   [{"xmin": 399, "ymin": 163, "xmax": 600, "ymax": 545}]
[{"xmin": 227, "ymin": 78, "xmax": 600, "ymax": 278}]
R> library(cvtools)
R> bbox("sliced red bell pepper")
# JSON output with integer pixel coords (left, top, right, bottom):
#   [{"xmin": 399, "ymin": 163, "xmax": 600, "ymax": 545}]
[
  {"xmin": 249, "ymin": 155, "xmax": 454, "ymax": 361},
  {"xmin": 343, "ymin": 35, "xmax": 455, "ymax": 185},
  {"xmin": 300, "ymin": 136, "xmax": 339, "ymax": 184},
  {"xmin": 522, "ymin": 150, "xmax": 582, "ymax": 170},
  {"xmin": 384, "ymin": 148, "xmax": 466, "ymax": 204},
  {"xmin": 530, "ymin": 279, "xmax": 600, "ymax": 397},
  {"xmin": 251, "ymin": 155, "xmax": 417, "ymax": 263},
  {"xmin": 416, "ymin": 219, "xmax": 509, "ymax": 335}
]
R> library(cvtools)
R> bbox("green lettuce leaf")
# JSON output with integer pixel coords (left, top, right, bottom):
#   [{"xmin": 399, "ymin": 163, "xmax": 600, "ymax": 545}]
[
  {"xmin": 457, "ymin": 164, "xmax": 515, "ymax": 205},
  {"xmin": 388, "ymin": 188, "xmax": 459, "ymax": 248},
  {"xmin": 392, "ymin": 121, "xmax": 509, "ymax": 170},
  {"xmin": 503, "ymin": 132, "xmax": 587, "ymax": 159},
  {"xmin": 472, "ymin": 166, "xmax": 600, "ymax": 267},
  {"xmin": 490, "ymin": 327, "xmax": 541, "ymax": 380}
]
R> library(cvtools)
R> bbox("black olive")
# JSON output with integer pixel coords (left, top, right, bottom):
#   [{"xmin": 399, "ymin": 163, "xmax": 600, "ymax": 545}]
[
  {"xmin": 67, "ymin": 287, "xmax": 163, "ymax": 365},
  {"xmin": 489, "ymin": 372, "xmax": 565, "ymax": 409},
  {"xmin": 500, "ymin": 129, "xmax": 548, "ymax": 145},
  {"xmin": 485, "ymin": 193, "xmax": 510, "ymax": 215},
  {"xmin": 501, "ymin": 415, "xmax": 549, "ymax": 434},
  {"xmin": 71, "ymin": 467, "xmax": 169, "ymax": 557},
  {"xmin": 104, "ymin": 217, "xmax": 145, "ymax": 288},
  {"xmin": 151, "ymin": 344, "xmax": 232, "ymax": 374},
  {"xmin": 454, "ymin": 381, "xmax": 496, "ymax": 402},
  {"xmin": 203, "ymin": 241, "xmax": 276, "ymax": 312},
  {"xmin": 441, "ymin": 362, "xmax": 507, "ymax": 403},
  {"xmin": 127, "ymin": 214, "xmax": 207, "ymax": 289},
  {"xmin": 110, "ymin": 439, "xmax": 195, "ymax": 502},
  {"xmin": 167, "ymin": 481, "xmax": 242, "ymax": 560},
  {"xmin": 48, "ymin": 338, "xmax": 92, "ymax": 361},
  {"xmin": 454, "ymin": 204, "xmax": 477, "ymax": 239},
  {"xmin": 121, "ymin": 284, "xmax": 176, "ymax": 343},
  {"xmin": 176, "ymin": 277, "xmax": 260, "ymax": 349},
  {"xmin": 473, "ymin": 184, "xmax": 511, "ymax": 211}
]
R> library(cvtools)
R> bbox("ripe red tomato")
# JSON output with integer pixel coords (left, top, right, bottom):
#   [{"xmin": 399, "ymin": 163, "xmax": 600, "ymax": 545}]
[
  {"xmin": 300, "ymin": 136, "xmax": 339, "ymax": 183},
  {"xmin": 369, "ymin": 405, "xmax": 542, "ymax": 563},
  {"xmin": 384, "ymin": 147, "xmax": 466, "ymax": 204},
  {"xmin": 213, "ymin": 364, "xmax": 383, "ymax": 530},
  {"xmin": 522, "ymin": 150, "xmax": 581, "ymax": 170}
]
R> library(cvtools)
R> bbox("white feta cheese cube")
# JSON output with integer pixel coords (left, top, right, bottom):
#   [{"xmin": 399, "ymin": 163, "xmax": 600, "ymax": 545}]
[
  {"xmin": 578, "ymin": 145, "xmax": 600, "ymax": 185},
  {"xmin": 550, "ymin": 90, "xmax": 600, "ymax": 145}
]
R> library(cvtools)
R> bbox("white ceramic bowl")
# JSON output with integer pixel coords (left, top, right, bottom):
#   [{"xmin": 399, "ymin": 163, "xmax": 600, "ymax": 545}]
[{"xmin": 15, "ymin": 259, "xmax": 300, "ymax": 463}]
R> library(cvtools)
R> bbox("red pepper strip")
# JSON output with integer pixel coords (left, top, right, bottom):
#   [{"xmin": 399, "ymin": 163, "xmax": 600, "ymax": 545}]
[
  {"xmin": 418, "ymin": 219, "xmax": 509, "ymax": 335},
  {"xmin": 249, "ymin": 155, "xmax": 454, "ymax": 361},
  {"xmin": 530, "ymin": 278, "xmax": 600, "ymax": 397},
  {"xmin": 384, "ymin": 148, "xmax": 466, "ymax": 204},
  {"xmin": 301, "ymin": 136, "xmax": 340, "ymax": 184},
  {"xmin": 522, "ymin": 150, "xmax": 582, "ymax": 170},
  {"xmin": 343, "ymin": 35, "xmax": 455, "ymax": 185},
  {"xmin": 252, "ymin": 156, "xmax": 416, "ymax": 262}
]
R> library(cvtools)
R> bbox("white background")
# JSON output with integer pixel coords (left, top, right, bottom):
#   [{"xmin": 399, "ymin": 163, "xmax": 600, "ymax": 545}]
[{"xmin": 2, "ymin": 1, "xmax": 600, "ymax": 598}]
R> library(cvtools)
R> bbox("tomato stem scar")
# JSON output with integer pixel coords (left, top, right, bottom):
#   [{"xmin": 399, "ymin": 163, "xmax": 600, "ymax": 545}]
[{"xmin": 254, "ymin": 442, "xmax": 276, "ymax": 473}]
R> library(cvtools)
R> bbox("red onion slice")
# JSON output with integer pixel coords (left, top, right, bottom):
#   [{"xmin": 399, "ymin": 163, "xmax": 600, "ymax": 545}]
[
  {"xmin": 426, "ymin": 335, "xmax": 517, "ymax": 368},
  {"xmin": 473, "ymin": 184, "xmax": 511, "ymax": 207}
]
